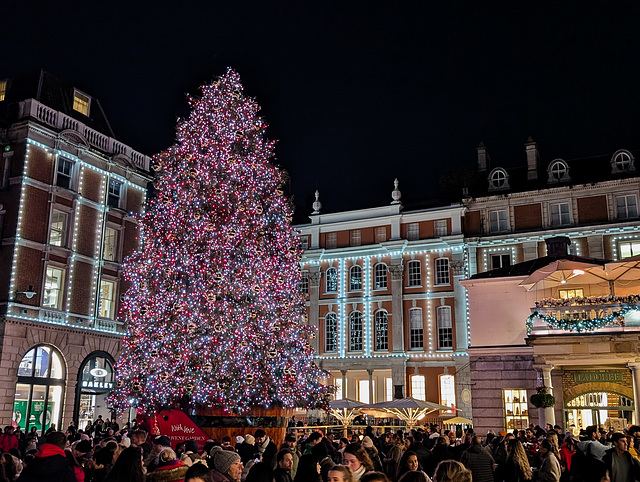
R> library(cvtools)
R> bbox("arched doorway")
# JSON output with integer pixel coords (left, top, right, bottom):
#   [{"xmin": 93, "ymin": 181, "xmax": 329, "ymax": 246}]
[
  {"xmin": 13, "ymin": 345, "xmax": 66, "ymax": 436},
  {"xmin": 564, "ymin": 391, "xmax": 634, "ymax": 431},
  {"xmin": 74, "ymin": 352, "xmax": 115, "ymax": 431}
]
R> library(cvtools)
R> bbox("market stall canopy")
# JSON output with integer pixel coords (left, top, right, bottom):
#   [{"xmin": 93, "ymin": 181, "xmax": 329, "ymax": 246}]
[
  {"xmin": 328, "ymin": 398, "xmax": 366, "ymax": 437},
  {"xmin": 519, "ymin": 259, "xmax": 609, "ymax": 291},
  {"xmin": 361, "ymin": 397, "xmax": 454, "ymax": 429},
  {"xmin": 441, "ymin": 416, "xmax": 472, "ymax": 425}
]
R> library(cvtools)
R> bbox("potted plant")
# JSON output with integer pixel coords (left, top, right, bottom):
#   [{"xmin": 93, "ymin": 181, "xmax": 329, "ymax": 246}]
[{"xmin": 530, "ymin": 386, "xmax": 555, "ymax": 408}]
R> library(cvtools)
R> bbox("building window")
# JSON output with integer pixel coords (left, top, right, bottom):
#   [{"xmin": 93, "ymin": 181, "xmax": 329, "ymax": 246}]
[
  {"xmin": 611, "ymin": 150, "xmax": 635, "ymax": 173},
  {"xmin": 550, "ymin": 202, "xmax": 571, "ymax": 227},
  {"xmin": 107, "ymin": 180, "xmax": 122, "ymax": 209},
  {"xmin": 300, "ymin": 236, "xmax": 309, "ymax": 250},
  {"xmin": 325, "ymin": 267, "xmax": 338, "ymax": 293},
  {"xmin": 0, "ymin": 80, "xmax": 6, "ymax": 102},
  {"xmin": 434, "ymin": 220, "xmax": 448, "ymax": 237},
  {"xmin": 489, "ymin": 210, "xmax": 508, "ymax": 233},
  {"xmin": 298, "ymin": 274, "xmax": 309, "ymax": 294},
  {"xmin": 14, "ymin": 345, "xmax": 65, "ymax": 436},
  {"xmin": 56, "ymin": 158, "xmax": 73, "ymax": 189},
  {"xmin": 375, "ymin": 227, "xmax": 386, "ymax": 243},
  {"xmin": 407, "ymin": 260, "xmax": 421, "ymax": 286},
  {"xmin": 77, "ymin": 353, "xmax": 115, "ymax": 431},
  {"xmin": 620, "ymin": 240, "xmax": 640, "ymax": 259},
  {"xmin": 411, "ymin": 375, "xmax": 426, "ymax": 401},
  {"xmin": 72, "ymin": 90, "xmax": 90, "ymax": 116},
  {"xmin": 350, "ymin": 230, "xmax": 361, "ymax": 247},
  {"xmin": 349, "ymin": 311, "xmax": 363, "ymax": 351},
  {"xmin": 334, "ymin": 378, "xmax": 343, "ymax": 400},
  {"xmin": 43, "ymin": 266, "xmax": 65, "ymax": 310},
  {"xmin": 548, "ymin": 159, "xmax": 570, "ymax": 182},
  {"xmin": 440, "ymin": 374, "xmax": 456, "ymax": 413},
  {"xmin": 435, "ymin": 258, "xmax": 450, "ymax": 285},
  {"xmin": 385, "ymin": 377, "xmax": 393, "ymax": 401},
  {"xmin": 349, "ymin": 265, "xmax": 362, "ymax": 291},
  {"xmin": 103, "ymin": 227, "xmax": 118, "ymax": 261},
  {"xmin": 358, "ymin": 379, "xmax": 374, "ymax": 404},
  {"xmin": 559, "ymin": 288, "xmax": 584, "ymax": 299},
  {"xmin": 504, "ymin": 389, "xmax": 529, "ymax": 430},
  {"xmin": 325, "ymin": 313, "xmax": 337, "ymax": 353},
  {"xmin": 409, "ymin": 308, "xmax": 423, "ymax": 349},
  {"xmin": 437, "ymin": 306, "xmax": 453, "ymax": 350},
  {"xmin": 99, "ymin": 280, "xmax": 116, "ymax": 319},
  {"xmin": 490, "ymin": 253, "xmax": 511, "ymax": 270},
  {"xmin": 49, "ymin": 211, "xmax": 67, "ymax": 247},
  {"xmin": 407, "ymin": 223, "xmax": 419, "ymax": 241},
  {"xmin": 616, "ymin": 195, "xmax": 638, "ymax": 219},
  {"xmin": 326, "ymin": 233, "xmax": 337, "ymax": 249},
  {"xmin": 374, "ymin": 263, "xmax": 388, "ymax": 290},
  {"xmin": 489, "ymin": 168, "xmax": 510, "ymax": 191},
  {"xmin": 374, "ymin": 310, "xmax": 388, "ymax": 351}
]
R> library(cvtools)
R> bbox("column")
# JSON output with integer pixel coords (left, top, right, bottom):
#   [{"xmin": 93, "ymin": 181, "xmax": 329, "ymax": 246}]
[
  {"xmin": 392, "ymin": 360, "xmax": 406, "ymax": 399},
  {"xmin": 388, "ymin": 259, "xmax": 404, "ymax": 353},
  {"xmin": 451, "ymin": 252, "xmax": 467, "ymax": 352},
  {"xmin": 628, "ymin": 363, "xmax": 640, "ymax": 425},
  {"xmin": 308, "ymin": 268, "xmax": 322, "ymax": 352},
  {"xmin": 341, "ymin": 370, "xmax": 347, "ymax": 400},
  {"xmin": 368, "ymin": 369, "xmax": 374, "ymax": 404},
  {"xmin": 535, "ymin": 365, "xmax": 556, "ymax": 427}
]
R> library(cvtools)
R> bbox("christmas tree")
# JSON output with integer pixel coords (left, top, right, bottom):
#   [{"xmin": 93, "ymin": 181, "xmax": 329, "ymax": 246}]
[{"xmin": 109, "ymin": 69, "xmax": 330, "ymax": 413}]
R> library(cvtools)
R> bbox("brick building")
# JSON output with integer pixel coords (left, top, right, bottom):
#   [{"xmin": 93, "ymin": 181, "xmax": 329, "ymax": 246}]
[{"xmin": 0, "ymin": 71, "xmax": 151, "ymax": 434}]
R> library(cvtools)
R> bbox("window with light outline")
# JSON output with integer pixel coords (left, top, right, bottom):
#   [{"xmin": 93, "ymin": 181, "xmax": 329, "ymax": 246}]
[
  {"xmin": 374, "ymin": 310, "xmax": 388, "ymax": 351},
  {"xmin": 435, "ymin": 258, "xmax": 450, "ymax": 285},
  {"xmin": 349, "ymin": 311, "xmax": 363, "ymax": 351},
  {"xmin": 409, "ymin": 307, "xmax": 423, "ymax": 349},
  {"xmin": 325, "ymin": 267, "xmax": 338, "ymax": 293},
  {"xmin": 437, "ymin": 306, "xmax": 453, "ymax": 350},
  {"xmin": 349, "ymin": 265, "xmax": 362, "ymax": 291},
  {"xmin": 407, "ymin": 260, "xmax": 421, "ymax": 286},
  {"xmin": 324, "ymin": 312, "xmax": 337, "ymax": 353},
  {"xmin": 374, "ymin": 263, "xmax": 388, "ymax": 289}
]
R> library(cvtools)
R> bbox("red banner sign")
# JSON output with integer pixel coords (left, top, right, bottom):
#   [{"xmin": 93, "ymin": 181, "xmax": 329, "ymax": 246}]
[{"xmin": 154, "ymin": 410, "xmax": 210, "ymax": 451}]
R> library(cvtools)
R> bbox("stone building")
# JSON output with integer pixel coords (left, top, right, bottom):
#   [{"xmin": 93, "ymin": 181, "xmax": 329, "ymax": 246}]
[{"xmin": 0, "ymin": 71, "xmax": 151, "ymax": 434}]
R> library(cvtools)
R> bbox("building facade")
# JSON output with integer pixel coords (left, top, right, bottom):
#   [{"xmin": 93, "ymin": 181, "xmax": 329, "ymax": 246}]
[
  {"xmin": 297, "ymin": 186, "xmax": 472, "ymax": 420},
  {"xmin": 0, "ymin": 72, "xmax": 151, "ymax": 434},
  {"xmin": 461, "ymin": 139, "xmax": 640, "ymax": 434}
]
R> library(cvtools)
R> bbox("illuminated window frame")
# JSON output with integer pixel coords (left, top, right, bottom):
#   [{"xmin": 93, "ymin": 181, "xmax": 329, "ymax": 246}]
[
  {"xmin": 409, "ymin": 308, "xmax": 423, "ymax": 350},
  {"xmin": 349, "ymin": 311, "xmax": 363, "ymax": 352},
  {"xmin": 72, "ymin": 90, "xmax": 90, "ymax": 116},
  {"xmin": 411, "ymin": 375, "xmax": 426, "ymax": 401},
  {"xmin": 619, "ymin": 240, "xmax": 640, "ymax": 259},
  {"xmin": 435, "ymin": 258, "xmax": 450, "ymax": 285},
  {"xmin": 437, "ymin": 306, "xmax": 453, "ymax": 350},
  {"xmin": 0, "ymin": 80, "xmax": 6, "ymax": 102},
  {"xmin": 325, "ymin": 313, "xmax": 337, "ymax": 353},
  {"xmin": 374, "ymin": 310, "xmax": 388, "ymax": 351},
  {"xmin": 440, "ymin": 374, "xmax": 456, "ymax": 412},
  {"xmin": 374, "ymin": 263, "xmax": 388, "ymax": 290},
  {"xmin": 56, "ymin": 157, "xmax": 74, "ymax": 189},
  {"xmin": 49, "ymin": 210, "xmax": 68, "ymax": 247},
  {"xmin": 298, "ymin": 273, "xmax": 309, "ymax": 294},
  {"xmin": 325, "ymin": 267, "xmax": 338, "ymax": 293},
  {"xmin": 407, "ymin": 260, "xmax": 421, "ymax": 286},
  {"xmin": 98, "ymin": 279, "xmax": 116, "ymax": 319},
  {"xmin": 43, "ymin": 266, "xmax": 66, "ymax": 310},
  {"xmin": 504, "ymin": 389, "xmax": 529, "ymax": 430},
  {"xmin": 349, "ymin": 265, "xmax": 362, "ymax": 291}
]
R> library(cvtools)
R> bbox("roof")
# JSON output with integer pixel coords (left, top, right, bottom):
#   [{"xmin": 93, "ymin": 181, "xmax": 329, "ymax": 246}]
[
  {"xmin": 469, "ymin": 254, "xmax": 609, "ymax": 280},
  {"xmin": 0, "ymin": 69, "xmax": 115, "ymax": 137}
]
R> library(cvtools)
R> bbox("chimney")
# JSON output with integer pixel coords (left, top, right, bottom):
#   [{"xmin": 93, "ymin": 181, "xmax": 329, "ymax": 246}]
[
  {"xmin": 477, "ymin": 142, "xmax": 489, "ymax": 172},
  {"xmin": 525, "ymin": 136, "xmax": 540, "ymax": 180},
  {"xmin": 545, "ymin": 236, "xmax": 571, "ymax": 257}
]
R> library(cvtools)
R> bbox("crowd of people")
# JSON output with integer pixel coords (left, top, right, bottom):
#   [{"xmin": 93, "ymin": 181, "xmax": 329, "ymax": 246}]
[{"xmin": 3, "ymin": 419, "xmax": 640, "ymax": 482}]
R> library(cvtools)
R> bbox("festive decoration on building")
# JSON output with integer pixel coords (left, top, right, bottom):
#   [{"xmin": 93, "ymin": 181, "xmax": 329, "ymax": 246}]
[
  {"xmin": 527, "ymin": 305, "xmax": 640, "ymax": 334},
  {"xmin": 534, "ymin": 294, "xmax": 640, "ymax": 308},
  {"xmin": 108, "ymin": 68, "xmax": 330, "ymax": 413},
  {"xmin": 529, "ymin": 387, "xmax": 555, "ymax": 409}
]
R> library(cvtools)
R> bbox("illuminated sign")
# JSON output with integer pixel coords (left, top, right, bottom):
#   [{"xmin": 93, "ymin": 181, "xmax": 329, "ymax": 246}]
[{"xmin": 90, "ymin": 368, "xmax": 108, "ymax": 378}]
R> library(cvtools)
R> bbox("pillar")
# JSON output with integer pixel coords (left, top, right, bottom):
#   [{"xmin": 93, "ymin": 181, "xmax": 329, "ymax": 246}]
[
  {"xmin": 388, "ymin": 259, "xmax": 404, "ymax": 353},
  {"xmin": 307, "ymin": 268, "xmax": 322, "ymax": 352},
  {"xmin": 628, "ymin": 363, "xmax": 640, "ymax": 425},
  {"xmin": 341, "ymin": 370, "xmax": 347, "ymax": 400},
  {"xmin": 451, "ymin": 252, "xmax": 467, "ymax": 352},
  {"xmin": 535, "ymin": 365, "xmax": 556, "ymax": 427},
  {"xmin": 368, "ymin": 369, "xmax": 374, "ymax": 404}
]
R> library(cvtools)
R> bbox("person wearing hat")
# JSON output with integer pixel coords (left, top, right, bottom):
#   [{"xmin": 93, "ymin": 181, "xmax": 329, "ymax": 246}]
[
  {"xmin": 237, "ymin": 434, "xmax": 256, "ymax": 465},
  {"xmin": 602, "ymin": 432, "xmax": 640, "ymax": 482},
  {"xmin": 210, "ymin": 445, "xmax": 243, "ymax": 482},
  {"xmin": 361, "ymin": 436, "xmax": 383, "ymax": 472},
  {"xmin": 146, "ymin": 435, "xmax": 172, "ymax": 472}
]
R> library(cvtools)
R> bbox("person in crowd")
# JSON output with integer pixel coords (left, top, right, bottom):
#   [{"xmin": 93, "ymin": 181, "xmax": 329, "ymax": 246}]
[
  {"xmin": 398, "ymin": 471, "xmax": 432, "ymax": 482},
  {"xmin": 427, "ymin": 437, "xmax": 456, "ymax": 477},
  {"xmin": 343, "ymin": 444, "xmax": 374, "ymax": 481},
  {"xmin": 181, "ymin": 439, "xmax": 207, "ymax": 467},
  {"xmin": 304, "ymin": 432, "xmax": 324, "ymax": 455},
  {"xmin": 210, "ymin": 446, "xmax": 243, "ymax": 482},
  {"xmin": 131, "ymin": 429, "xmax": 152, "ymax": 459},
  {"xmin": 603, "ymin": 432, "xmax": 640, "ymax": 482},
  {"xmin": 103, "ymin": 445, "xmax": 146, "ymax": 482},
  {"xmin": 503, "ymin": 439, "xmax": 532, "ymax": 482},
  {"xmin": 398, "ymin": 433, "xmax": 432, "ymax": 480},
  {"xmin": 281, "ymin": 434, "xmax": 300, "ymax": 478},
  {"xmin": 274, "ymin": 449, "xmax": 294, "ymax": 482},
  {"xmin": 537, "ymin": 438, "xmax": 561, "ymax": 482},
  {"xmin": 93, "ymin": 440, "xmax": 118, "ymax": 482},
  {"xmin": 432, "ymin": 460, "xmax": 472, "ymax": 482},
  {"xmin": 146, "ymin": 435, "xmax": 173, "ymax": 472},
  {"xmin": 383, "ymin": 434, "xmax": 404, "ymax": 479},
  {"xmin": 17, "ymin": 431, "xmax": 76, "ymax": 482},
  {"xmin": 329, "ymin": 465, "xmax": 356, "ymax": 482},
  {"xmin": 146, "ymin": 447, "xmax": 189, "ymax": 482},
  {"xmin": 185, "ymin": 462, "xmax": 214, "ymax": 482},
  {"xmin": 0, "ymin": 427, "xmax": 19, "ymax": 455},
  {"xmin": 238, "ymin": 434, "xmax": 256, "ymax": 465},
  {"xmin": 360, "ymin": 471, "xmax": 390, "ymax": 482},
  {"xmin": 254, "ymin": 429, "xmax": 278, "ymax": 470},
  {"xmin": 293, "ymin": 454, "xmax": 322, "ymax": 482},
  {"xmin": 460, "ymin": 436, "xmax": 495, "ymax": 482},
  {"xmin": 338, "ymin": 438, "xmax": 350, "ymax": 462},
  {"xmin": 245, "ymin": 462, "xmax": 275, "ymax": 482},
  {"xmin": 362, "ymin": 437, "xmax": 383, "ymax": 472},
  {"xmin": 312, "ymin": 439, "xmax": 336, "ymax": 480},
  {"xmin": 559, "ymin": 436, "xmax": 577, "ymax": 474}
]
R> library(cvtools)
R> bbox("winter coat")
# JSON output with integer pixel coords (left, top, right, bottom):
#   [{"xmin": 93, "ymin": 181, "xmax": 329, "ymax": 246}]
[
  {"xmin": 257, "ymin": 437, "xmax": 278, "ymax": 470},
  {"xmin": 274, "ymin": 467, "xmax": 293, "ymax": 482},
  {"xmin": 602, "ymin": 447, "xmax": 640, "ymax": 482},
  {"xmin": 237, "ymin": 441, "xmax": 256, "ymax": 464},
  {"xmin": 426, "ymin": 444, "xmax": 456, "ymax": 477},
  {"xmin": 146, "ymin": 460, "xmax": 189, "ymax": 482},
  {"xmin": 538, "ymin": 453, "xmax": 561, "ymax": 482},
  {"xmin": 0, "ymin": 433, "xmax": 19, "ymax": 453},
  {"xmin": 460, "ymin": 444, "xmax": 495, "ymax": 482},
  {"xmin": 17, "ymin": 444, "xmax": 77, "ymax": 482},
  {"xmin": 210, "ymin": 468, "xmax": 235, "ymax": 482}
]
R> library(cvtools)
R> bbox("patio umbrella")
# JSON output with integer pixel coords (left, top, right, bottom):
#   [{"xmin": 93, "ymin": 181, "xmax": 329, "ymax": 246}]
[
  {"xmin": 441, "ymin": 416, "xmax": 472, "ymax": 425},
  {"xmin": 328, "ymin": 399, "xmax": 366, "ymax": 437},
  {"xmin": 588, "ymin": 256, "xmax": 640, "ymax": 294},
  {"xmin": 361, "ymin": 397, "xmax": 454, "ymax": 430},
  {"xmin": 519, "ymin": 260, "xmax": 609, "ymax": 291}
]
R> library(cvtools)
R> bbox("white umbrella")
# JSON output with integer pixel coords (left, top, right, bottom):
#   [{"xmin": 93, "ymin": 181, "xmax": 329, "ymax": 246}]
[
  {"xmin": 361, "ymin": 397, "xmax": 454, "ymax": 430},
  {"xmin": 328, "ymin": 399, "xmax": 366, "ymax": 437},
  {"xmin": 519, "ymin": 260, "xmax": 608, "ymax": 291}
]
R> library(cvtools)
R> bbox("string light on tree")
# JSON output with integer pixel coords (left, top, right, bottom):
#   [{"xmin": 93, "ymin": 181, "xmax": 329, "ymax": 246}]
[{"xmin": 108, "ymin": 68, "xmax": 330, "ymax": 413}]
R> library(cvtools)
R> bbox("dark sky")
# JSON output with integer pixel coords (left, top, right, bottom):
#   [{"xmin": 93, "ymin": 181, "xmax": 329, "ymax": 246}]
[{"xmin": 4, "ymin": 1, "xmax": 640, "ymax": 220}]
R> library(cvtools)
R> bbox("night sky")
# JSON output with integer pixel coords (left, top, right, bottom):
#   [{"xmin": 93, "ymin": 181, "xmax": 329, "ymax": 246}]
[{"xmin": 4, "ymin": 2, "xmax": 640, "ymax": 221}]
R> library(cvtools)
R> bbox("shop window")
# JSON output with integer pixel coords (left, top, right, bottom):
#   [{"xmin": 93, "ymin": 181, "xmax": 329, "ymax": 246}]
[
  {"xmin": 349, "ymin": 265, "xmax": 362, "ymax": 291},
  {"xmin": 76, "ymin": 353, "xmax": 115, "ymax": 432},
  {"xmin": 14, "ymin": 346, "xmax": 65, "ymax": 436},
  {"xmin": 411, "ymin": 375, "xmax": 426, "ymax": 401},
  {"xmin": 504, "ymin": 389, "xmax": 529, "ymax": 430},
  {"xmin": 374, "ymin": 310, "xmax": 388, "ymax": 351},
  {"xmin": 325, "ymin": 313, "xmax": 337, "ymax": 353}
]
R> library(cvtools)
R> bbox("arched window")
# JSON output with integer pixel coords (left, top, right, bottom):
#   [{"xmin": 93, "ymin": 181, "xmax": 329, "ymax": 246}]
[
  {"xmin": 437, "ymin": 306, "xmax": 453, "ymax": 350},
  {"xmin": 407, "ymin": 260, "xmax": 421, "ymax": 287},
  {"xmin": 325, "ymin": 267, "xmax": 338, "ymax": 293},
  {"xmin": 14, "ymin": 345, "xmax": 66, "ymax": 436},
  {"xmin": 349, "ymin": 265, "xmax": 362, "ymax": 291},
  {"xmin": 325, "ymin": 313, "xmax": 338, "ymax": 353},
  {"xmin": 409, "ymin": 308, "xmax": 423, "ymax": 349},
  {"xmin": 374, "ymin": 263, "xmax": 387, "ymax": 290},
  {"xmin": 488, "ymin": 168, "xmax": 510, "ymax": 191},
  {"xmin": 374, "ymin": 310, "xmax": 388, "ymax": 351},
  {"xmin": 349, "ymin": 311, "xmax": 363, "ymax": 351},
  {"xmin": 611, "ymin": 150, "xmax": 635, "ymax": 173},
  {"xmin": 435, "ymin": 258, "xmax": 450, "ymax": 285},
  {"xmin": 76, "ymin": 352, "xmax": 116, "ymax": 430},
  {"xmin": 548, "ymin": 159, "xmax": 570, "ymax": 183}
]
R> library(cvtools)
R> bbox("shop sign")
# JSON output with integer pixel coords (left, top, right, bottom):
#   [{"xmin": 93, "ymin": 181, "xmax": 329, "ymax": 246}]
[
  {"xmin": 81, "ymin": 380, "xmax": 113, "ymax": 389},
  {"xmin": 573, "ymin": 372, "xmax": 623, "ymax": 384}
]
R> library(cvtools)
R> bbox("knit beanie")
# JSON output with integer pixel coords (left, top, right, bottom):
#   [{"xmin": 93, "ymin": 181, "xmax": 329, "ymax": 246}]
[
  {"xmin": 244, "ymin": 434, "xmax": 255, "ymax": 445},
  {"xmin": 211, "ymin": 445, "xmax": 241, "ymax": 474}
]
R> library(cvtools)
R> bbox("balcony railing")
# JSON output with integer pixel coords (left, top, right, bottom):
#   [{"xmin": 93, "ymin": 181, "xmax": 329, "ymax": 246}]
[
  {"xmin": 32, "ymin": 307, "xmax": 125, "ymax": 334},
  {"xmin": 527, "ymin": 296, "xmax": 640, "ymax": 335}
]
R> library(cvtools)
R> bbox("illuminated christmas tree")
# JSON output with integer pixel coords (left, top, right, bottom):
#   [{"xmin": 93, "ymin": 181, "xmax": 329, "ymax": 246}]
[{"xmin": 109, "ymin": 69, "xmax": 330, "ymax": 413}]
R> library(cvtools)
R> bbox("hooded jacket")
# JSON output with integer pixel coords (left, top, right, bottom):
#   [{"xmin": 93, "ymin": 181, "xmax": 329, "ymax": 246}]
[{"xmin": 17, "ymin": 443, "xmax": 76, "ymax": 482}]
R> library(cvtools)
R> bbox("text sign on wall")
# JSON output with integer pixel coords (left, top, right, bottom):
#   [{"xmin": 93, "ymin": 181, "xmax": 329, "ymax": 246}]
[{"xmin": 573, "ymin": 372, "xmax": 623, "ymax": 384}]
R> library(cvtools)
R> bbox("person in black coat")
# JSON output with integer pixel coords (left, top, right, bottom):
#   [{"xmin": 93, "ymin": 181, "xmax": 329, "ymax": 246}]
[
  {"xmin": 17, "ymin": 431, "xmax": 76, "ymax": 482},
  {"xmin": 426, "ymin": 436, "xmax": 456, "ymax": 477},
  {"xmin": 397, "ymin": 433, "xmax": 432, "ymax": 480}
]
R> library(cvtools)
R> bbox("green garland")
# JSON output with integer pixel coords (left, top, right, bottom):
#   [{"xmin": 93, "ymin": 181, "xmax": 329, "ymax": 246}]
[{"xmin": 526, "ymin": 306, "xmax": 640, "ymax": 334}]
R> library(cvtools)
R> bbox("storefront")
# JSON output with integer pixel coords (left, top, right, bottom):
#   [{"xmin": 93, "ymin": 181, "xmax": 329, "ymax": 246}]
[
  {"xmin": 13, "ymin": 345, "xmax": 65, "ymax": 435},
  {"xmin": 75, "ymin": 352, "xmax": 115, "ymax": 431}
]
